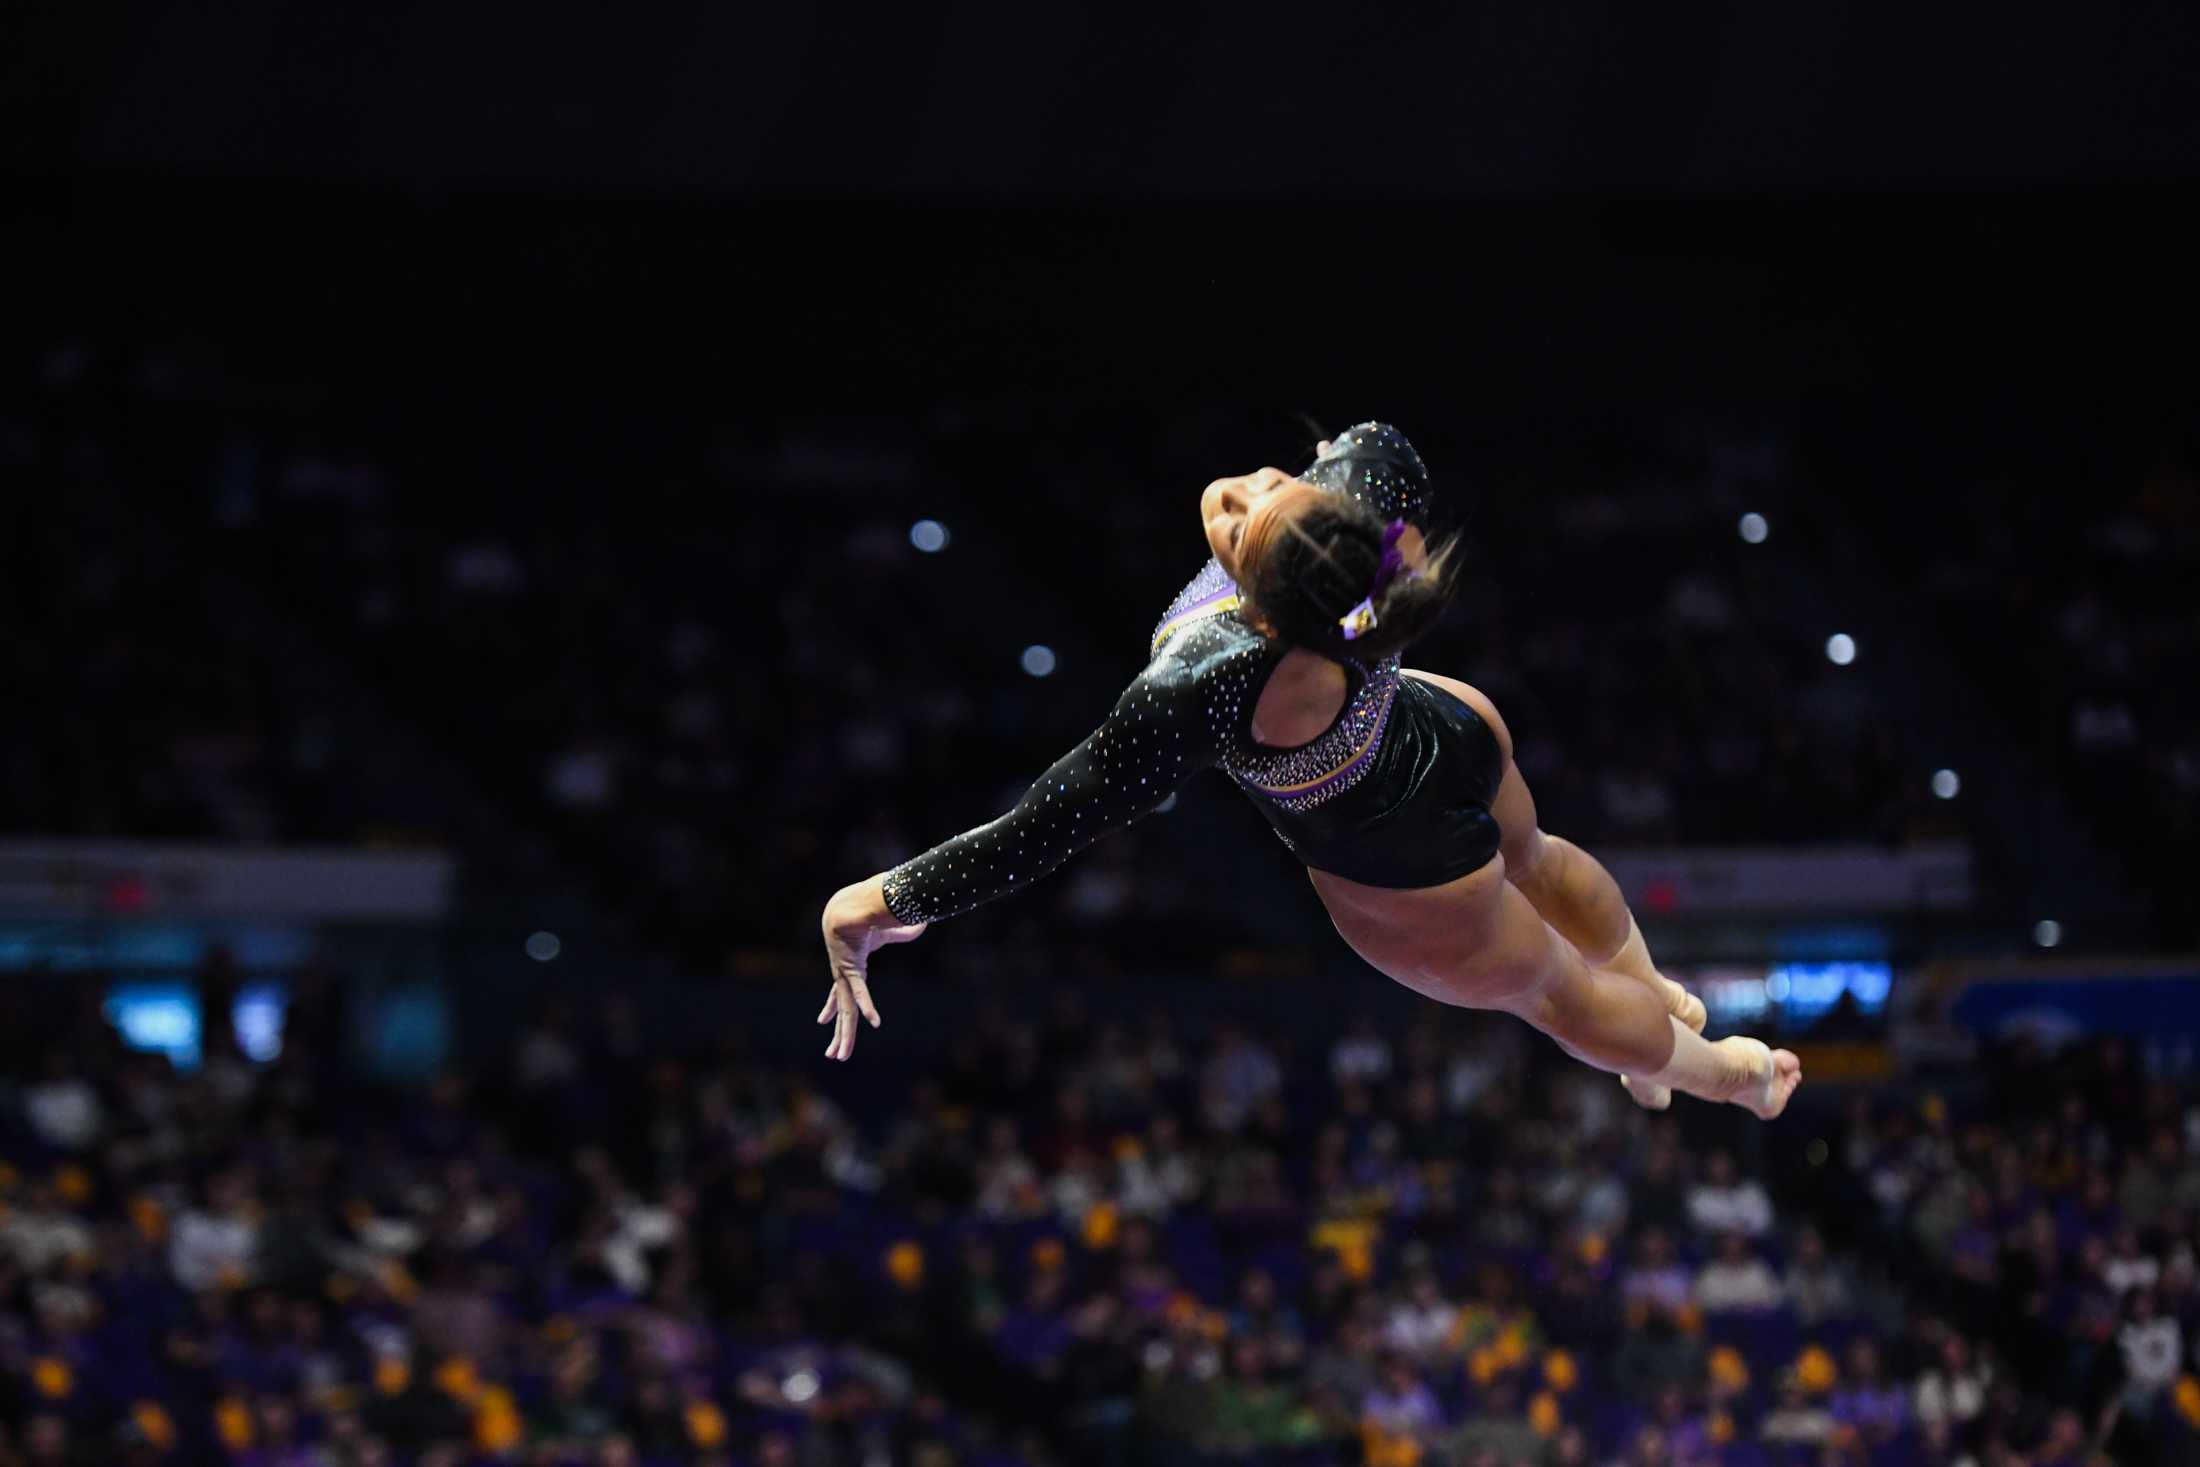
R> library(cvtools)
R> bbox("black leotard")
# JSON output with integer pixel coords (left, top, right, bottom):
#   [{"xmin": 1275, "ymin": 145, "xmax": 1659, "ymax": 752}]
[{"xmin": 880, "ymin": 423, "xmax": 1507, "ymax": 927}]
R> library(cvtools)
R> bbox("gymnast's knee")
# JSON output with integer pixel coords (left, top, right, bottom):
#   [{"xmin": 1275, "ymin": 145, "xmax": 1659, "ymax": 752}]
[
  {"xmin": 1520, "ymin": 966, "xmax": 1673, "ymax": 1075},
  {"xmin": 1495, "ymin": 955, "xmax": 1585, "ymax": 1033}
]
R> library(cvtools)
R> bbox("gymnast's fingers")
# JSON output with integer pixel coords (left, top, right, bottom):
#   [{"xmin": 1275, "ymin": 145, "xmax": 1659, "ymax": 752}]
[
  {"xmin": 848, "ymin": 973, "xmax": 881, "ymax": 1029},
  {"xmin": 834, "ymin": 994, "xmax": 860, "ymax": 1061}
]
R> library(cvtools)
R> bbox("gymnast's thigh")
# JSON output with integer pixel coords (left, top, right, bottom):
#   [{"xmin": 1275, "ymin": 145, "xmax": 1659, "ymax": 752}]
[{"xmin": 1310, "ymin": 855, "xmax": 1575, "ymax": 1012}]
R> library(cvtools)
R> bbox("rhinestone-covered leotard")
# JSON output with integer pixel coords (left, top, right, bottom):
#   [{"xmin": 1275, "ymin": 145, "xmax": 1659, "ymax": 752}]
[{"xmin": 881, "ymin": 424, "xmax": 1505, "ymax": 926}]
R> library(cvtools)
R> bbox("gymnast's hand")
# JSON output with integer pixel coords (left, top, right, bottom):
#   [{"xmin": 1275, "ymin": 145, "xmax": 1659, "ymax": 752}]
[{"xmin": 818, "ymin": 875, "xmax": 927, "ymax": 1061}]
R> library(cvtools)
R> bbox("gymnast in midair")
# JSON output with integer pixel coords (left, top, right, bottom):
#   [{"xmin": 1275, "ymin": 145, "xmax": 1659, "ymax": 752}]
[{"xmin": 818, "ymin": 424, "xmax": 1800, "ymax": 1120}]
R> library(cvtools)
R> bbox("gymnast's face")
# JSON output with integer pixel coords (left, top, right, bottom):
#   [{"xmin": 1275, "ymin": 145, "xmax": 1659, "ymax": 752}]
[{"xmin": 1202, "ymin": 468, "xmax": 1323, "ymax": 588}]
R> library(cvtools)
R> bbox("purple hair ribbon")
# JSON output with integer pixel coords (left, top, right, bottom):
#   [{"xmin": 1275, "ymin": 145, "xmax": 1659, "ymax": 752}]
[{"xmin": 1337, "ymin": 518, "xmax": 1418, "ymax": 641}]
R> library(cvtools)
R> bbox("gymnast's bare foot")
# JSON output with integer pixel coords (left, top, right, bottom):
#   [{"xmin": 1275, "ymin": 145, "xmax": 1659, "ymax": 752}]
[{"xmin": 1720, "ymin": 1036, "xmax": 1803, "ymax": 1120}]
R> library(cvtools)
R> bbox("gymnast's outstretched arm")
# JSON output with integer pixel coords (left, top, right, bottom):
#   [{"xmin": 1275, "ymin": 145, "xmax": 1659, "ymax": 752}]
[{"xmin": 817, "ymin": 643, "xmax": 1249, "ymax": 1060}]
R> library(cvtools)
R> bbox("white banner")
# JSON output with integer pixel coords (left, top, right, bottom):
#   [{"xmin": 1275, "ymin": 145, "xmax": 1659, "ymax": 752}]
[
  {"xmin": 0, "ymin": 842, "xmax": 457, "ymax": 923},
  {"xmin": 1602, "ymin": 843, "xmax": 1972, "ymax": 915}
]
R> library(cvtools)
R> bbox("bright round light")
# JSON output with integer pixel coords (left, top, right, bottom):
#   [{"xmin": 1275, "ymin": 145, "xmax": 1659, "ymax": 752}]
[
  {"xmin": 1931, "ymin": 769, "xmax": 1961, "ymax": 800},
  {"xmin": 1020, "ymin": 645, "xmax": 1057, "ymax": 677},
  {"xmin": 908, "ymin": 519, "xmax": 949, "ymax": 553},
  {"xmin": 2033, "ymin": 919, "xmax": 2063, "ymax": 949},
  {"xmin": 1738, "ymin": 512, "xmax": 1769, "ymax": 544},
  {"xmin": 781, "ymin": 1368, "xmax": 820, "ymax": 1404},
  {"xmin": 525, "ymin": 931, "xmax": 561, "ymax": 962},
  {"xmin": 1825, "ymin": 633, "xmax": 1857, "ymax": 665}
]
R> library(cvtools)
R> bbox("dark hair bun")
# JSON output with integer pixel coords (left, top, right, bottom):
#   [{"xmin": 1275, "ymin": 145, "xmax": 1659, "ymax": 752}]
[{"xmin": 1244, "ymin": 498, "xmax": 1455, "ymax": 663}]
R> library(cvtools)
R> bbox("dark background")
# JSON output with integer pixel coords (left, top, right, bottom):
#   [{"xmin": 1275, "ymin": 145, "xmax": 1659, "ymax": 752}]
[{"xmin": 11, "ymin": 1, "xmax": 2200, "ymax": 197}]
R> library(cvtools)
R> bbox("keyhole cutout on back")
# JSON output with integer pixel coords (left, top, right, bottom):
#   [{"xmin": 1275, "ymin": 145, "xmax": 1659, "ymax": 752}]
[{"xmin": 1249, "ymin": 650, "xmax": 1352, "ymax": 750}]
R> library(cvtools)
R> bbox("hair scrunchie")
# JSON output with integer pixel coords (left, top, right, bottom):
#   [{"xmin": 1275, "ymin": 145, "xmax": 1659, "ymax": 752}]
[{"xmin": 1336, "ymin": 518, "xmax": 1419, "ymax": 641}]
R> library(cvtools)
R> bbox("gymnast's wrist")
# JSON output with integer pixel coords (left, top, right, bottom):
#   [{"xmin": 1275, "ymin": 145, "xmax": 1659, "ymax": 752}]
[{"xmin": 827, "ymin": 874, "xmax": 898, "ymax": 934}]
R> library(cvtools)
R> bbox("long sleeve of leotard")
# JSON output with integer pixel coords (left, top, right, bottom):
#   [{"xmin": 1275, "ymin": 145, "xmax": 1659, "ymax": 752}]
[{"xmin": 880, "ymin": 629, "xmax": 1270, "ymax": 925}]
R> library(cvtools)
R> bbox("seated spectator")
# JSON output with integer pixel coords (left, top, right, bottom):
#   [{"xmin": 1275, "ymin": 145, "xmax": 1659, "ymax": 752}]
[
  {"xmin": 2117, "ymin": 1289, "xmax": 2182, "ymax": 1408},
  {"xmin": 1360, "ymin": 1354, "xmax": 1444, "ymax": 1443},
  {"xmin": 1229, "ymin": 1268, "xmax": 1305, "ymax": 1359},
  {"xmin": 1784, "ymin": 1227, "xmax": 1855, "ymax": 1323},
  {"xmin": 1202, "ymin": 1024, "xmax": 1283, "ymax": 1132},
  {"xmin": 0, "ymin": 1179, "xmax": 94, "ymax": 1273},
  {"xmin": 1330, "ymin": 1013, "xmax": 1393, "ymax": 1085},
  {"xmin": 1913, "ymin": 1333, "xmax": 1991, "ymax": 1430},
  {"xmin": 1139, "ymin": 1112, "xmax": 1204, "ymax": 1211},
  {"xmin": 169, "ymin": 1170, "xmax": 260, "ymax": 1292},
  {"xmin": 1048, "ymin": 1147, "xmax": 1107, "ymax": 1224},
  {"xmin": 1622, "ymin": 1229, "xmax": 1694, "ymax": 1321},
  {"xmin": 1383, "ymin": 1270, "xmax": 1459, "ymax": 1360},
  {"xmin": 2101, "ymin": 1225, "xmax": 2161, "ymax": 1296},
  {"xmin": 1610, "ymin": 1309, "xmax": 1704, "ymax": 1402},
  {"xmin": 1550, "ymin": 1424, "xmax": 1595, "ymax": 1467},
  {"xmin": 1207, "ymin": 1336, "xmax": 1320, "ymax": 1456},
  {"xmin": 1646, "ymin": 1384, "xmax": 1716, "ymax": 1467},
  {"xmin": 1567, "ymin": 1140, "xmax": 1633, "ymax": 1238},
  {"xmin": 20, "ymin": 1054, "xmax": 103, "ymax": 1154},
  {"xmin": 974, "ymin": 1116, "xmax": 1041, "ymax": 1218},
  {"xmin": 1944, "ymin": 1185, "xmax": 2003, "ymax": 1287},
  {"xmin": 2034, "ymin": 1408, "xmax": 2091, "ymax": 1467},
  {"xmin": 1307, "ymin": 1317, "xmax": 1382, "ymax": 1409},
  {"xmin": 1759, "ymin": 1369, "xmax": 1837, "ymax": 1451},
  {"xmin": 2058, "ymin": 1169, "xmax": 2122, "ymax": 1249},
  {"xmin": 1447, "ymin": 1376, "xmax": 1543, "ymax": 1465},
  {"xmin": 2117, "ymin": 1125, "xmax": 2200, "ymax": 1229},
  {"xmin": 1828, "ymin": 1342, "xmax": 1909, "ymax": 1446},
  {"xmin": 1694, "ymin": 1231, "xmax": 1784, "ymax": 1314},
  {"xmin": 1686, "ymin": 1150, "xmax": 1774, "ymax": 1237},
  {"xmin": 1475, "ymin": 1168, "xmax": 1539, "ymax": 1253},
  {"xmin": 995, "ymin": 1272, "xmax": 1074, "ymax": 1379}
]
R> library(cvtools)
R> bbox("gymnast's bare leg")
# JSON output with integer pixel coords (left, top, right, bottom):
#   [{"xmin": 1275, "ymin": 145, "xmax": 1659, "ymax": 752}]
[
  {"xmin": 1402, "ymin": 671, "xmax": 1712, "ymax": 1109},
  {"xmin": 1312, "ymin": 855, "xmax": 1800, "ymax": 1118}
]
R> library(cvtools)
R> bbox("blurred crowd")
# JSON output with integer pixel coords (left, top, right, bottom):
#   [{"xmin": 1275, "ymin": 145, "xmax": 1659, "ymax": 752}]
[
  {"xmin": 8, "ymin": 969, "xmax": 2200, "ymax": 1467},
  {"xmin": 2, "ymin": 349, "xmax": 2006, "ymax": 965},
  {"xmin": 0, "ymin": 390, "xmax": 376, "ymax": 846},
  {"xmin": 1899, "ymin": 444, "xmax": 2200, "ymax": 942}
]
